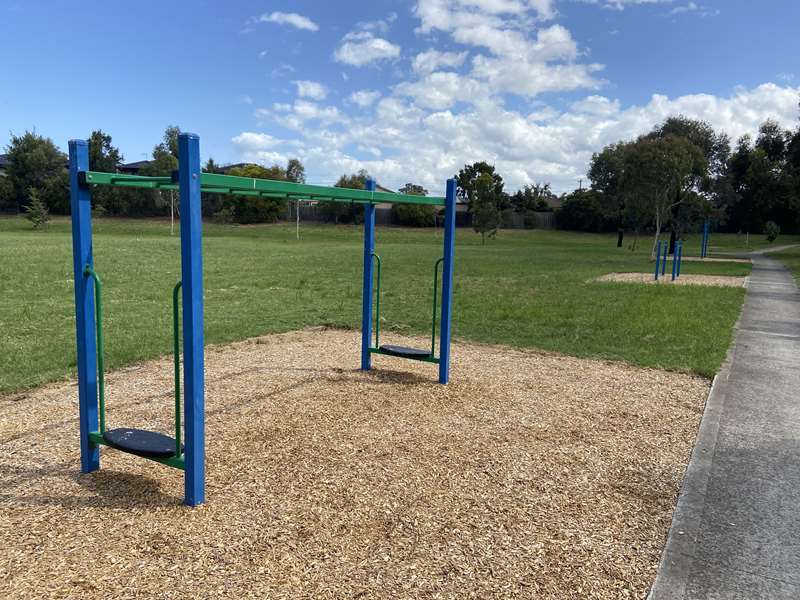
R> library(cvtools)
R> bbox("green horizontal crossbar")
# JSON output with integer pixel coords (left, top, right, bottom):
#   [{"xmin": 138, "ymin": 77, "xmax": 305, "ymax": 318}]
[
  {"xmin": 80, "ymin": 171, "xmax": 445, "ymax": 206},
  {"xmin": 88, "ymin": 431, "xmax": 186, "ymax": 470}
]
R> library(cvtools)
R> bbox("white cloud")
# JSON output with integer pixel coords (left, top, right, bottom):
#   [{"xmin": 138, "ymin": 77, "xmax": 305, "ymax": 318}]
[
  {"xmin": 241, "ymin": 95, "xmax": 254, "ymax": 105},
  {"xmin": 395, "ymin": 71, "xmax": 487, "ymax": 109},
  {"xmin": 256, "ymin": 12, "xmax": 319, "ymax": 32},
  {"xmin": 233, "ymin": 1, "xmax": 794, "ymax": 197},
  {"xmin": 349, "ymin": 90, "xmax": 382, "ymax": 107},
  {"xmin": 581, "ymin": 0, "xmax": 673, "ymax": 9},
  {"xmin": 357, "ymin": 12, "xmax": 398, "ymax": 33},
  {"xmin": 413, "ymin": 2, "xmax": 603, "ymax": 99},
  {"xmin": 334, "ymin": 32, "xmax": 401, "ymax": 67},
  {"xmin": 242, "ymin": 82, "xmax": 800, "ymax": 194},
  {"xmin": 293, "ymin": 80, "xmax": 327, "ymax": 100},
  {"xmin": 668, "ymin": 2, "xmax": 719, "ymax": 16},
  {"xmin": 412, "ymin": 49, "xmax": 469, "ymax": 74},
  {"xmin": 231, "ymin": 132, "xmax": 280, "ymax": 153}
]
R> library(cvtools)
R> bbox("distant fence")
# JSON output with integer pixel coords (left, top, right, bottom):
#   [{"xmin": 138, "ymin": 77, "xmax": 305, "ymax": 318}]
[{"xmin": 283, "ymin": 203, "xmax": 555, "ymax": 230}]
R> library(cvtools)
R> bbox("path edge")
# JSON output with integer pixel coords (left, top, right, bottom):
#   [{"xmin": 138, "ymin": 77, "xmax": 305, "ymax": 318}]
[{"xmin": 647, "ymin": 312, "xmax": 741, "ymax": 599}]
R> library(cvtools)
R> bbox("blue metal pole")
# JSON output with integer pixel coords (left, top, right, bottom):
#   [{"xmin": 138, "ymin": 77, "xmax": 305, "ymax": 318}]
[
  {"xmin": 361, "ymin": 179, "xmax": 377, "ymax": 370},
  {"xmin": 438, "ymin": 179, "xmax": 457, "ymax": 384},
  {"xmin": 654, "ymin": 240, "xmax": 662, "ymax": 281},
  {"xmin": 702, "ymin": 219, "xmax": 709, "ymax": 258},
  {"xmin": 661, "ymin": 241, "xmax": 668, "ymax": 276},
  {"xmin": 701, "ymin": 222, "xmax": 705, "ymax": 258},
  {"xmin": 178, "ymin": 133, "xmax": 205, "ymax": 507},
  {"xmin": 672, "ymin": 241, "xmax": 678, "ymax": 281},
  {"xmin": 677, "ymin": 241, "xmax": 683, "ymax": 277},
  {"xmin": 69, "ymin": 139, "xmax": 100, "ymax": 473}
]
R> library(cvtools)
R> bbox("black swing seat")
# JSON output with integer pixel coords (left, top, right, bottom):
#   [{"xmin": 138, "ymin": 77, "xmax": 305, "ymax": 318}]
[
  {"xmin": 379, "ymin": 344, "xmax": 432, "ymax": 359},
  {"xmin": 103, "ymin": 428, "xmax": 182, "ymax": 459}
]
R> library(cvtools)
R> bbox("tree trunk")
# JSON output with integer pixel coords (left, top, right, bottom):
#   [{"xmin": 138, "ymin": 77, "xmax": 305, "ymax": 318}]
[
  {"xmin": 617, "ymin": 228, "xmax": 624, "ymax": 248},
  {"xmin": 651, "ymin": 212, "xmax": 662, "ymax": 260}
]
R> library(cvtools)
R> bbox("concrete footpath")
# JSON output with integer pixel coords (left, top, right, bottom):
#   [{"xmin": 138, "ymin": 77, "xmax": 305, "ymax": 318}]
[{"xmin": 649, "ymin": 253, "xmax": 800, "ymax": 598}]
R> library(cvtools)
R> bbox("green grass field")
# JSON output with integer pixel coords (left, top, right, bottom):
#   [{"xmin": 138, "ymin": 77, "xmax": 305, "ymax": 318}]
[
  {"xmin": 770, "ymin": 244, "xmax": 800, "ymax": 280},
  {"xmin": 0, "ymin": 216, "xmax": 766, "ymax": 393}
]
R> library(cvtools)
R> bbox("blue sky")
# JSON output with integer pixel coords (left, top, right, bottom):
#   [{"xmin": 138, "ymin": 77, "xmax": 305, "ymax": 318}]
[{"xmin": 1, "ymin": 0, "xmax": 799, "ymax": 193}]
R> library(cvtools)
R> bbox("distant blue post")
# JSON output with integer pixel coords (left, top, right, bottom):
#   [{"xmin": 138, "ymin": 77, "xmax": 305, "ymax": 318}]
[
  {"xmin": 178, "ymin": 133, "xmax": 205, "ymax": 506},
  {"xmin": 661, "ymin": 241, "xmax": 668, "ymax": 276},
  {"xmin": 361, "ymin": 179, "xmax": 377, "ymax": 371},
  {"xmin": 70, "ymin": 139, "xmax": 100, "ymax": 474},
  {"xmin": 654, "ymin": 240, "xmax": 662, "ymax": 281},
  {"xmin": 677, "ymin": 241, "xmax": 683, "ymax": 277},
  {"xmin": 671, "ymin": 241, "xmax": 679, "ymax": 280},
  {"xmin": 701, "ymin": 219, "xmax": 710, "ymax": 258},
  {"xmin": 438, "ymin": 179, "xmax": 457, "ymax": 384}
]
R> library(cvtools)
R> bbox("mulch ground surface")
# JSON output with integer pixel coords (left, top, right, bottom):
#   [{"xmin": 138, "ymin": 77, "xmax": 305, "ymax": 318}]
[
  {"xmin": 596, "ymin": 272, "xmax": 747, "ymax": 287},
  {"xmin": 0, "ymin": 329, "xmax": 708, "ymax": 599}
]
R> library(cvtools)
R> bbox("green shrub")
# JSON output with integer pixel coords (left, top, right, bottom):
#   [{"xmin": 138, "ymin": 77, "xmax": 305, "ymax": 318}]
[
  {"xmin": 0, "ymin": 176, "xmax": 13, "ymax": 212},
  {"xmin": 318, "ymin": 200, "xmax": 364, "ymax": 224},
  {"xmin": 24, "ymin": 188, "xmax": 50, "ymax": 229},
  {"xmin": 556, "ymin": 191, "xmax": 607, "ymax": 232},
  {"xmin": 391, "ymin": 203, "xmax": 436, "ymax": 227},
  {"xmin": 765, "ymin": 220, "xmax": 780, "ymax": 243},
  {"xmin": 523, "ymin": 210, "xmax": 538, "ymax": 228},
  {"xmin": 213, "ymin": 206, "xmax": 235, "ymax": 224},
  {"xmin": 222, "ymin": 195, "xmax": 285, "ymax": 224}
]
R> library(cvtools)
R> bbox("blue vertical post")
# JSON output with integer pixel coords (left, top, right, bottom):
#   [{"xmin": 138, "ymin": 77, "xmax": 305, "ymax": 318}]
[
  {"xmin": 702, "ymin": 219, "xmax": 709, "ymax": 258},
  {"xmin": 178, "ymin": 133, "xmax": 205, "ymax": 507},
  {"xmin": 70, "ymin": 139, "xmax": 100, "ymax": 473},
  {"xmin": 361, "ymin": 179, "xmax": 377, "ymax": 370},
  {"xmin": 677, "ymin": 241, "xmax": 683, "ymax": 277},
  {"xmin": 671, "ymin": 241, "xmax": 679, "ymax": 281},
  {"xmin": 661, "ymin": 241, "xmax": 668, "ymax": 276},
  {"xmin": 438, "ymin": 179, "xmax": 457, "ymax": 384},
  {"xmin": 654, "ymin": 240, "xmax": 662, "ymax": 281}
]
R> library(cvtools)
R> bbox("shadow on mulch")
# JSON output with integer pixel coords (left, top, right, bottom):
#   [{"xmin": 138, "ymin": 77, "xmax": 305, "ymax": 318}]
[{"xmin": 0, "ymin": 462, "xmax": 181, "ymax": 509}]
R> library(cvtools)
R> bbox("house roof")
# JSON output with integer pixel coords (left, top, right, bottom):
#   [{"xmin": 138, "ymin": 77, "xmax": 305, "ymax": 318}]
[
  {"xmin": 118, "ymin": 160, "xmax": 153, "ymax": 172},
  {"xmin": 0, "ymin": 154, "xmax": 9, "ymax": 169}
]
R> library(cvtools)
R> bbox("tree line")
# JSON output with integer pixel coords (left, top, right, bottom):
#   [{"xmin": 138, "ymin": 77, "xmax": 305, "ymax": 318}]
[
  {"xmin": 4, "ymin": 106, "xmax": 798, "ymax": 247},
  {"xmin": 558, "ymin": 111, "xmax": 800, "ymax": 254}
]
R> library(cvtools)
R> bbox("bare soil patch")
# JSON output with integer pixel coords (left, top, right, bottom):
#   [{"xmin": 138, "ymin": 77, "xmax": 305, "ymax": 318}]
[
  {"xmin": 596, "ymin": 272, "xmax": 748, "ymax": 288},
  {"xmin": 0, "ymin": 329, "xmax": 708, "ymax": 599}
]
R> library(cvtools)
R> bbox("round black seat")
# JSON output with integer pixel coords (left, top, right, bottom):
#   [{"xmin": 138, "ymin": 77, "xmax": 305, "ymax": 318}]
[
  {"xmin": 379, "ymin": 344, "xmax": 431, "ymax": 359},
  {"xmin": 103, "ymin": 428, "xmax": 182, "ymax": 459}
]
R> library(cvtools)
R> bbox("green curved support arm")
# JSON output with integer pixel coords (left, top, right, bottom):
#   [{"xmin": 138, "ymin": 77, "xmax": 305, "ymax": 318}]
[
  {"xmin": 371, "ymin": 253, "xmax": 381, "ymax": 348},
  {"xmin": 83, "ymin": 266, "xmax": 105, "ymax": 433},
  {"xmin": 432, "ymin": 258, "xmax": 444, "ymax": 356},
  {"xmin": 173, "ymin": 281, "xmax": 182, "ymax": 457}
]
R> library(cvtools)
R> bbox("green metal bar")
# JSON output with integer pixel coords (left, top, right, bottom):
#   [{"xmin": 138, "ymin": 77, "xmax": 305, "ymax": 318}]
[
  {"xmin": 83, "ymin": 266, "xmax": 105, "ymax": 433},
  {"xmin": 80, "ymin": 171, "xmax": 446, "ymax": 206},
  {"xmin": 87, "ymin": 431, "xmax": 185, "ymax": 470},
  {"xmin": 367, "ymin": 347, "xmax": 440, "ymax": 364},
  {"xmin": 431, "ymin": 258, "xmax": 444, "ymax": 357},
  {"xmin": 173, "ymin": 281, "xmax": 182, "ymax": 458},
  {"xmin": 371, "ymin": 253, "xmax": 381, "ymax": 348}
]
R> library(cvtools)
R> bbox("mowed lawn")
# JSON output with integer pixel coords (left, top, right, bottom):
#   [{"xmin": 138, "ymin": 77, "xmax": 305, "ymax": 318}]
[{"xmin": 0, "ymin": 216, "xmax": 759, "ymax": 393}]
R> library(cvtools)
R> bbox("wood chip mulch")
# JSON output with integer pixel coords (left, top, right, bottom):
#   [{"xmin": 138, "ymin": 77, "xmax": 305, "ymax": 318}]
[
  {"xmin": 596, "ymin": 272, "xmax": 748, "ymax": 287},
  {"xmin": 680, "ymin": 257, "xmax": 751, "ymax": 264},
  {"xmin": 0, "ymin": 328, "xmax": 709, "ymax": 599}
]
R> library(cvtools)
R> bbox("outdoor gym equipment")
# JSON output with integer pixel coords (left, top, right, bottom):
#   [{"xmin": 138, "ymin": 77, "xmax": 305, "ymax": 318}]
[
  {"xmin": 654, "ymin": 239, "xmax": 683, "ymax": 281},
  {"xmin": 68, "ymin": 133, "xmax": 456, "ymax": 506},
  {"xmin": 700, "ymin": 218, "xmax": 711, "ymax": 258}
]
